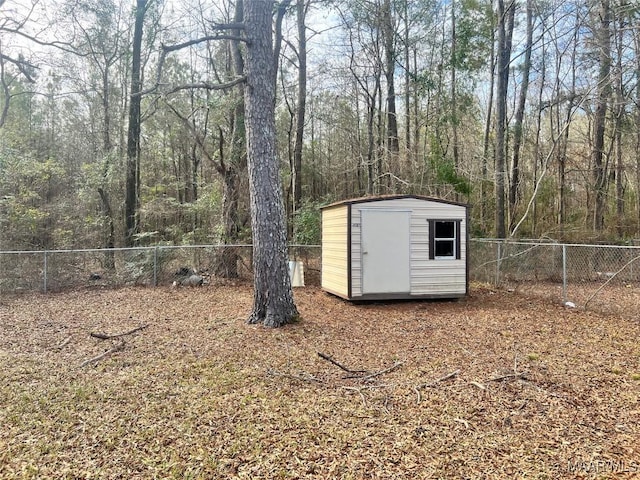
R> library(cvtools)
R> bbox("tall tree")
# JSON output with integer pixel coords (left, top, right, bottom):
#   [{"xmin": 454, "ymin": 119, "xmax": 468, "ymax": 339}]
[
  {"xmin": 481, "ymin": 3, "xmax": 496, "ymax": 233},
  {"xmin": 124, "ymin": 0, "xmax": 147, "ymax": 246},
  {"xmin": 494, "ymin": 0, "xmax": 515, "ymax": 238},
  {"xmin": 381, "ymin": 0, "xmax": 399, "ymax": 157},
  {"xmin": 508, "ymin": 0, "xmax": 533, "ymax": 232},
  {"xmin": 591, "ymin": 0, "xmax": 612, "ymax": 232},
  {"xmin": 244, "ymin": 0, "xmax": 299, "ymax": 327},
  {"xmin": 292, "ymin": 0, "xmax": 308, "ymax": 215}
]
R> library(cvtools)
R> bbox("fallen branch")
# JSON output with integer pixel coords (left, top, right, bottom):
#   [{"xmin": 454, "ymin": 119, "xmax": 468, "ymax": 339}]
[
  {"xmin": 317, "ymin": 352, "xmax": 367, "ymax": 375},
  {"xmin": 90, "ymin": 324, "xmax": 149, "ymax": 340},
  {"xmin": 79, "ymin": 341, "xmax": 125, "ymax": 368},
  {"xmin": 419, "ymin": 369, "xmax": 461, "ymax": 389},
  {"xmin": 341, "ymin": 386, "xmax": 367, "ymax": 406},
  {"xmin": 415, "ymin": 369, "xmax": 461, "ymax": 403},
  {"xmin": 470, "ymin": 381, "xmax": 486, "ymax": 390},
  {"xmin": 360, "ymin": 361, "xmax": 404, "ymax": 381},
  {"xmin": 488, "ymin": 371, "xmax": 528, "ymax": 382},
  {"xmin": 489, "ymin": 353, "xmax": 528, "ymax": 382}
]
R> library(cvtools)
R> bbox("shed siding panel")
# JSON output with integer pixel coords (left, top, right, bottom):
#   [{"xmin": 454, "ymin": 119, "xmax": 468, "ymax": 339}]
[
  {"xmin": 350, "ymin": 198, "xmax": 466, "ymax": 298},
  {"xmin": 321, "ymin": 206, "xmax": 349, "ymax": 297}
]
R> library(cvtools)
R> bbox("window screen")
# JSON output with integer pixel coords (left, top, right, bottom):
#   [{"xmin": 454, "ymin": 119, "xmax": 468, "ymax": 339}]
[{"xmin": 429, "ymin": 220, "xmax": 461, "ymax": 260}]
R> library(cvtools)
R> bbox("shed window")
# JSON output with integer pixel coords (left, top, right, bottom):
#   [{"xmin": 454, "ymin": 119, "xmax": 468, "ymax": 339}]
[{"xmin": 429, "ymin": 220, "xmax": 461, "ymax": 260}]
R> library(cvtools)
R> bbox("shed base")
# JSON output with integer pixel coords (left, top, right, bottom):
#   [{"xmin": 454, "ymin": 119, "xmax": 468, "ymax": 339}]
[{"xmin": 322, "ymin": 289, "xmax": 466, "ymax": 302}]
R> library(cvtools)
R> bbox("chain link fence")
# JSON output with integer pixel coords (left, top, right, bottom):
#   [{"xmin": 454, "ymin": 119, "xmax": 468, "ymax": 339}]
[
  {"xmin": 1, "ymin": 240, "xmax": 638, "ymax": 318},
  {"xmin": 0, "ymin": 245, "xmax": 321, "ymax": 293},
  {"xmin": 470, "ymin": 239, "xmax": 640, "ymax": 318}
]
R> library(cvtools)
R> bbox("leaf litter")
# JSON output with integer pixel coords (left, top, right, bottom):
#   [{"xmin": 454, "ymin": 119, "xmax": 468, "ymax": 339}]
[{"xmin": 0, "ymin": 283, "xmax": 639, "ymax": 479}]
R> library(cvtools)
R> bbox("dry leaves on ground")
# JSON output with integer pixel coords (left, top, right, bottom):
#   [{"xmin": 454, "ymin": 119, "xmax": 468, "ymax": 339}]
[{"xmin": 0, "ymin": 282, "xmax": 639, "ymax": 479}]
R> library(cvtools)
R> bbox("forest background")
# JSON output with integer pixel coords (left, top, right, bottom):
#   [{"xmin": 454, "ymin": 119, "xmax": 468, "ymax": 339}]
[{"xmin": 1, "ymin": 0, "xmax": 640, "ymax": 269}]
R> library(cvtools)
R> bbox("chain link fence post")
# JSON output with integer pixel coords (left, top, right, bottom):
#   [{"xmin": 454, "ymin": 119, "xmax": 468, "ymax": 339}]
[
  {"xmin": 562, "ymin": 244, "xmax": 567, "ymax": 304},
  {"xmin": 153, "ymin": 246, "xmax": 159, "ymax": 287},
  {"xmin": 495, "ymin": 241, "xmax": 502, "ymax": 287},
  {"xmin": 43, "ymin": 251, "xmax": 48, "ymax": 293}
]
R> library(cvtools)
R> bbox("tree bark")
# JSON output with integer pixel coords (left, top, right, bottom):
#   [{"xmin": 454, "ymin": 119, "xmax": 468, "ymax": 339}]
[
  {"xmin": 243, "ymin": 0, "xmax": 299, "ymax": 327},
  {"xmin": 508, "ymin": 0, "xmax": 532, "ymax": 233},
  {"xmin": 214, "ymin": 0, "xmax": 247, "ymax": 279},
  {"xmin": 591, "ymin": 0, "xmax": 612, "ymax": 232},
  {"xmin": 450, "ymin": 0, "xmax": 460, "ymax": 200},
  {"xmin": 635, "ymin": 12, "xmax": 640, "ymax": 234},
  {"xmin": 292, "ymin": 0, "xmax": 307, "ymax": 214},
  {"xmin": 124, "ymin": 0, "xmax": 146, "ymax": 246},
  {"xmin": 481, "ymin": 11, "xmax": 496, "ymax": 234},
  {"xmin": 382, "ymin": 0, "xmax": 399, "ymax": 156},
  {"xmin": 495, "ymin": 0, "xmax": 515, "ymax": 238}
]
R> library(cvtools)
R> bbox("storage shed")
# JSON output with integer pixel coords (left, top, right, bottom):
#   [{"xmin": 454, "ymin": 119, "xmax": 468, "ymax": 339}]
[{"xmin": 321, "ymin": 195, "xmax": 468, "ymax": 300}]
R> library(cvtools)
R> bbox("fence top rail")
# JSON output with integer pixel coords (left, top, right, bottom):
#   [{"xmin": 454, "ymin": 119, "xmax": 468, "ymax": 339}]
[
  {"xmin": 2, "ymin": 240, "xmax": 638, "ymax": 255},
  {"xmin": 471, "ymin": 239, "xmax": 640, "ymax": 250},
  {"xmin": 0, "ymin": 244, "xmax": 322, "ymax": 255}
]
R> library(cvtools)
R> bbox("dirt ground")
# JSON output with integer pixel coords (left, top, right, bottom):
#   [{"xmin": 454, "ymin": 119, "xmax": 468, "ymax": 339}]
[{"xmin": 0, "ymin": 282, "xmax": 639, "ymax": 479}]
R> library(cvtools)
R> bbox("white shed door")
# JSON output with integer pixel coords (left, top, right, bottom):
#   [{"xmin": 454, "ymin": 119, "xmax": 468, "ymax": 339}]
[{"xmin": 361, "ymin": 209, "xmax": 411, "ymax": 294}]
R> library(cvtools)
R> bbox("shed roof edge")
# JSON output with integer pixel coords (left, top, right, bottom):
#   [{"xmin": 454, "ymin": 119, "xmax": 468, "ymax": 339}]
[{"xmin": 320, "ymin": 194, "xmax": 468, "ymax": 210}]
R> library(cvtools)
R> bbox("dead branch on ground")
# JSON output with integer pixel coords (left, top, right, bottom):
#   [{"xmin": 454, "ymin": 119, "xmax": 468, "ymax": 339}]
[
  {"xmin": 489, "ymin": 354, "xmax": 528, "ymax": 382},
  {"xmin": 360, "ymin": 361, "xmax": 405, "ymax": 381},
  {"xmin": 79, "ymin": 341, "xmax": 125, "ymax": 368},
  {"xmin": 415, "ymin": 369, "xmax": 461, "ymax": 403},
  {"xmin": 317, "ymin": 352, "xmax": 367, "ymax": 375},
  {"xmin": 488, "ymin": 371, "xmax": 529, "ymax": 382},
  {"xmin": 90, "ymin": 324, "xmax": 149, "ymax": 340},
  {"xmin": 318, "ymin": 352, "xmax": 403, "ymax": 382}
]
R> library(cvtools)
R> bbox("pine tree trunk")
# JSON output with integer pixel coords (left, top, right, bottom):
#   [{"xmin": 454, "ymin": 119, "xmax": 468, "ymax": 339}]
[{"xmin": 244, "ymin": 0, "xmax": 299, "ymax": 327}]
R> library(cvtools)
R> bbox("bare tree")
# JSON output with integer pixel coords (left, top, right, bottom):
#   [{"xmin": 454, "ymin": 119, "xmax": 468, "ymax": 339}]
[
  {"xmin": 0, "ymin": 0, "xmax": 38, "ymax": 129},
  {"xmin": 292, "ymin": 0, "xmax": 309, "ymax": 215},
  {"xmin": 495, "ymin": 0, "xmax": 515, "ymax": 238},
  {"xmin": 508, "ymin": 0, "xmax": 533, "ymax": 232},
  {"xmin": 124, "ymin": 0, "xmax": 148, "ymax": 246},
  {"xmin": 591, "ymin": 0, "xmax": 612, "ymax": 232}
]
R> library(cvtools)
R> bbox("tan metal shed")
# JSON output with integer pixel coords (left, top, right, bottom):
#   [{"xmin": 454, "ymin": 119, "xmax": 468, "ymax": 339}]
[{"xmin": 321, "ymin": 195, "xmax": 468, "ymax": 300}]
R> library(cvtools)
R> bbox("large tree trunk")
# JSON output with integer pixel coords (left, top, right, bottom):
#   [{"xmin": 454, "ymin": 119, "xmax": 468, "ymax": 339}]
[
  {"xmin": 508, "ymin": 0, "xmax": 532, "ymax": 233},
  {"xmin": 591, "ymin": 0, "xmax": 612, "ymax": 233},
  {"xmin": 100, "ymin": 62, "xmax": 115, "ymax": 270},
  {"xmin": 124, "ymin": 0, "xmax": 146, "ymax": 246},
  {"xmin": 495, "ymin": 0, "xmax": 515, "ymax": 238},
  {"xmin": 214, "ymin": 0, "xmax": 247, "ymax": 279},
  {"xmin": 450, "ymin": 0, "xmax": 460, "ymax": 200},
  {"xmin": 292, "ymin": 0, "xmax": 307, "ymax": 214},
  {"xmin": 382, "ymin": 0, "xmax": 399, "ymax": 157},
  {"xmin": 244, "ymin": 0, "xmax": 299, "ymax": 327},
  {"xmin": 635, "ymin": 13, "xmax": 640, "ymax": 234},
  {"xmin": 481, "ymin": 12, "xmax": 495, "ymax": 234},
  {"xmin": 556, "ymin": 10, "xmax": 579, "ymax": 234}
]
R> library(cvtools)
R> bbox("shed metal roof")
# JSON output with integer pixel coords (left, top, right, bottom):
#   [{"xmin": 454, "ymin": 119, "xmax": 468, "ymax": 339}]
[{"xmin": 321, "ymin": 194, "xmax": 468, "ymax": 210}]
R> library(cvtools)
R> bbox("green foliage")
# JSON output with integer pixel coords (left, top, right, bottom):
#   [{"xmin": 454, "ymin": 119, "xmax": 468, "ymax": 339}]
[
  {"xmin": 453, "ymin": 0, "xmax": 493, "ymax": 73},
  {"xmin": 435, "ymin": 159, "xmax": 472, "ymax": 196},
  {"xmin": 292, "ymin": 200, "xmax": 323, "ymax": 245},
  {"xmin": 426, "ymin": 135, "xmax": 472, "ymax": 196},
  {"xmin": 0, "ymin": 150, "xmax": 76, "ymax": 249}
]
